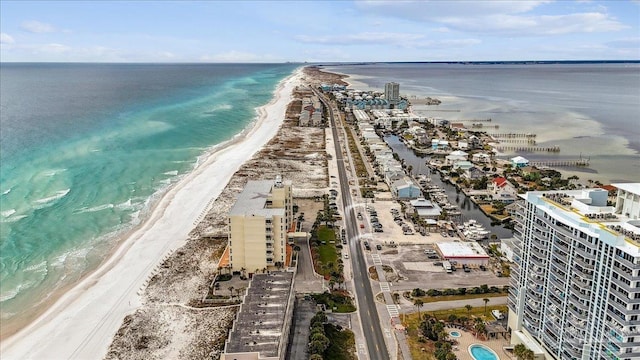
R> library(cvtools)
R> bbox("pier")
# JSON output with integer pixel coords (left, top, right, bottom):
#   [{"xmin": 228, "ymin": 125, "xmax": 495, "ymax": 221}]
[
  {"xmin": 457, "ymin": 118, "xmax": 492, "ymax": 122},
  {"xmin": 497, "ymin": 138, "xmax": 537, "ymax": 145},
  {"xmin": 495, "ymin": 145, "xmax": 560, "ymax": 152},
  {"xmin": 531, "ymin": 159, "xmax": 590, "ymax": 167},
  {"xmin": 488, "ymin": 133, "xmax": 537, "ymax": 139}
]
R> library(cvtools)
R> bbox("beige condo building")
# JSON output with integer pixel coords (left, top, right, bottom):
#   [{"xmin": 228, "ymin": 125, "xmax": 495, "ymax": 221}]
[{"xmin": 228, "ymin": 176, "xmax": 292, "ymax": 273}]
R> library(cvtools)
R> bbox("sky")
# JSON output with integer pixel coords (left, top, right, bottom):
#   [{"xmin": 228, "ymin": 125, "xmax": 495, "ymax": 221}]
[{"xmin": 0, "ymin": 0, "xmax": 638, "ymax": 63}]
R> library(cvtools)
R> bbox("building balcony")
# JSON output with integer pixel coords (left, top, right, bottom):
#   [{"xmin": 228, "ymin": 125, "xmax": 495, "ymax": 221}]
[
  {"xmin": 573, "ymin": 256, "xmax": 595, "ymax": 270},
  {"xmin": 574, "ymin": 246, "xmax": 596, "ymax": 260},
  {"xmin": 569, "ymin": 286, "xmax": 591, "ymax": 302},
  {"xmin": 552, "ymin": 241, "xmax": 570, "ymax": 257},
  {"xmin": 530, "ymin": 255, "xmax": 546, "ymax": 269},
  {"xmin": 567, "ymin": 304, "xmax": 588, "ymax": 321},
  {"xmin": 612, "ymin": 276, "xmax": 635, "ymax": 293},
  {"xmin": 616, "ymin": 254, "xmax": 640, "ymax": 270},
  {"xmin": 568, "ymin": 294, "xmax": 589, "ymax": 311},
  {"xmin": 574, "ymin": 265, "xmax": 594, "ymax": 278},
  {"xmin": 531, "ymin": 245, "xmax": 547, "ymax": 259}
]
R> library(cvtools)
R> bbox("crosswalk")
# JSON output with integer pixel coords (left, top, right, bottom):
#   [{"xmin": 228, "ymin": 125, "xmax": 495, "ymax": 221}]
[
  {"xmin": 386, "ymin": 304, "xmax": 399, "ymax": 317},
  {"xmin": 379, "ymin": 282, "xmax": 391, "ymax": 292},
  {"xmin": 371, "ymin": 253, "xmax": 382, "ymax": 265}
]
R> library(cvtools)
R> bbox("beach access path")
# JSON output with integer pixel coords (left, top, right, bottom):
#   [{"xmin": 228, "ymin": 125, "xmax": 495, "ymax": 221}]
[{"xmin": 1, "ymin": 69, "xmax": 303, "ymax": 360}]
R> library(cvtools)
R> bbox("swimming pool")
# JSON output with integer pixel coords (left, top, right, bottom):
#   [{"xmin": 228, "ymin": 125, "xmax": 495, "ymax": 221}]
[
  {"xmin": 449, "ymin": 331, "xmax": 461, "ymax": 338},
  {"xmin": 469, "ymin": 344, "xmax": 499, "ymax": 360}
]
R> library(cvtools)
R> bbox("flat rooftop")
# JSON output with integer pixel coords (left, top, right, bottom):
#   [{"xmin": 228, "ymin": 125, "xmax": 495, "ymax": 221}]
[
  {"xmin": 436, "ymin": 241, "xmax": 489, "ymax": 258},
  {"xmin": 224, "ymin": 272, "xmax": 294, "ymax": 358},
  {"xmin": 229, "ymin": 180, "xmax": 286, "ymax": 217}
]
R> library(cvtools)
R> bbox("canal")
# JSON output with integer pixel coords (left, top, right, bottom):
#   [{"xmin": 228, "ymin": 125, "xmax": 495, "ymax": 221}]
[{"xmin": 383, "ymin": 135, "xmax": 514, "ymax": 240}]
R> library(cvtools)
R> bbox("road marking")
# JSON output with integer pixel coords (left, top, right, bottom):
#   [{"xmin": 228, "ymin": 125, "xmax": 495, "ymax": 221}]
[
  {"xmin": 386, "ymin": 304, "xmax": 399, "ymax": 317},
  {"xmin": 379, "ymin": 282, "xmax": 390, "ymax": 292},
  {"xmin": 371, "ymin": 254, "xmax": 382, "ymax": 265},
  {"xmin": 385, "ymin": 328, "xmax": 391, "ymax": 338}
]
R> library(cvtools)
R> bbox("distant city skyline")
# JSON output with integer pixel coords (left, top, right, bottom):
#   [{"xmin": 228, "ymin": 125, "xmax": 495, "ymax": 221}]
[{"xmin": 1, "ymin": 0, "xmax": 638, "ymax": 63}]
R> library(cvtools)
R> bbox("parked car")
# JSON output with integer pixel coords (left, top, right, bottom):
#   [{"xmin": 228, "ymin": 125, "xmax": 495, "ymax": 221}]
[
  {"xmin": 376, "ymin": 244, "xmax": 382, "ymax": 250},
  {"xmin": 479, "ymin": 265, "xmax": 487, "ymax": 271}
]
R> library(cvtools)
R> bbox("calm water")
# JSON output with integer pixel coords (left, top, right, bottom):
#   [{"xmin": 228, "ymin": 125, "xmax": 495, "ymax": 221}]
[
  {"xmin": 327, "ymin": 63, "xmax": 640, "ymax": 183},
  {"xmin": 0, "ymin": 63, "xmax": 297, "ymax": 328}
]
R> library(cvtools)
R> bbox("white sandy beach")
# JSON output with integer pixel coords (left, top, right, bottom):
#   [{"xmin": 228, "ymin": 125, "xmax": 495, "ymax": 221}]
[{"xmin": 1, "ymin": 68, "xmax": 303, "ymax": 360}]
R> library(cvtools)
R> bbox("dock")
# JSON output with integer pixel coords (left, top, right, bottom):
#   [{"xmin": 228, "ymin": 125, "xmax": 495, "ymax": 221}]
[
  {"xmin": 488, "ymin": 133, "xmax": 537, "ymax": 139},
  {"xmin": 531, "ymin": 159, "xmax": 590, "ymax": 167},
  {"xmin": 495, "ymin": 145, "xmax": 560, "ymax": 153}
]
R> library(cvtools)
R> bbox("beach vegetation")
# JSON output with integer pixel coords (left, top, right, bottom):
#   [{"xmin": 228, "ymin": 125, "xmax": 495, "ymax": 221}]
[
  {"xmin": 307, "ymin": 311, "xmax": 356, "ymax": 360},
  {"xmin": 312, "ymin": 291, "xmax": 356, "ymax": 313}
]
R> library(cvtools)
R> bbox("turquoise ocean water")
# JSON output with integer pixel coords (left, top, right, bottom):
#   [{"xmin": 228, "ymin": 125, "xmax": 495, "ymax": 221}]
[{"xmin": 0, "ymin": 63, "xmax": 297, "ymax": 330}]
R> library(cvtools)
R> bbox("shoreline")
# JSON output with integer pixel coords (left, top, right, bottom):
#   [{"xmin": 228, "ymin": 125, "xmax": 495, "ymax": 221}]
[{"xmin": 1, "ymin": 67, "xmax": 303, "ymax": 359}]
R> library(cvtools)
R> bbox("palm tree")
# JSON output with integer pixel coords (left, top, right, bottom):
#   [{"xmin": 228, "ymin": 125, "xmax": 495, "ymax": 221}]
[
  {"xmin": 483, "ymin": 298, "xmax": 490, "ymax": 316},
  {"xmin": 414, "ymin": 299, "xmax": 424, "ymax": 320},
  {"xmin": 465, "ymin": 304, "xmax": 472, "ymax": 316},
  {"xmin": 228, "ymin": 286, "xmax": 234, "ymax": 299}
]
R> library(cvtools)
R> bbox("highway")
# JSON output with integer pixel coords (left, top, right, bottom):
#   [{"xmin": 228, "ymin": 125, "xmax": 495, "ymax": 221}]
[{"xmin": 318, "ymin": 91, "xmax": 390, "ymax": 360}]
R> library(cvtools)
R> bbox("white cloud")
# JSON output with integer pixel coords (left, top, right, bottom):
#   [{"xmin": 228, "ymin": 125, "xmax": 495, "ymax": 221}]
[
  {"xmin": 355, "ymin": 1, "xmax": 627, "ymax": 36},
  {"xmin": 0, "ymin": 33, "xmax": 15, "ymax": 44},
  {"xmin": 295, "ymin": 32, "xmax": 424, "ymax": 45},
  {"xmin": 21, "ymin": 20, "xmax": 57, "ymax": 33},
  {"xmin": 200, "ymin": 50, "xmax": 264, "ymax": 62},
  {"xmin": 295, "ymin": 32, "xmax": 480, "ymax": 50}
]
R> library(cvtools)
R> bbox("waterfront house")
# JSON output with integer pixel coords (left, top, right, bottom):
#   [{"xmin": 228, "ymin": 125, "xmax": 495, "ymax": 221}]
[
  {"xmin": 488, "ymin": 177, "xmax": 518, "ymax": 203},
  {"xmin": 452, "ymin": 160, "xmax": 474, "ymax": 172},
  {"xmin": 510, "ymin": 155, "xmax": 530, "ymax": 168},
  {"xmin": 464, "ymin": 166, "xmax": 486, "ymax": 180},
  {"xmin": 446, "ymin": 150, "xmax": 468, "ymax": 164},
  {"xmin": 472, "ymin": 152, "xmax": 491, "ymax": 164},
  {"xmin": 391, "ymin": 178, "xmax": 422, "ymax": 200}
]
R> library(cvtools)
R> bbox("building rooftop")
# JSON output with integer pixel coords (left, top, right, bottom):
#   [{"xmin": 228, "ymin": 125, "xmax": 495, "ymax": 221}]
[
  {"xmin": 229, "ymin": 180, "xmax": 287, "ymax": 217},
  {"xmin": 436, "ymin": 242, "xmax": 489, "ymax": 258},
  {"xmin": 613, "ymin": 182, "xmax": 640, "ymax": 196},
  {"xmin": 224, "ymin": 272, "xmax": 294, "ymax": 358}
]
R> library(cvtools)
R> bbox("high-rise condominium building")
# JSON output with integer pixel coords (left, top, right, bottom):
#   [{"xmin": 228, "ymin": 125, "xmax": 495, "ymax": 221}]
[
  {"xmin": 508, "ymin": 184, "xmax": 640, "ymax": 360},
  {"xmin": 385, "ymin": 82, "xmax": 400, "ymax": 105},
  {"xmin": 228, "ymin": 176, "xmax": 292, "ymax": 273}
]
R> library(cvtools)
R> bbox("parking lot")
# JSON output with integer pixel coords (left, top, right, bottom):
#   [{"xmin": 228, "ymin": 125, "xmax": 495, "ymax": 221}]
[{"xmin": 359, "ymin": 199, "xmax": 511, "ymax": 291}]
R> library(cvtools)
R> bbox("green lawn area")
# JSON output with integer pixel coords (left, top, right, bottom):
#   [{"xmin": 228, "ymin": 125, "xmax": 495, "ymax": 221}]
[{"xmin": 417, "ymin": 292, "xmax": 507, "ymax": 304}]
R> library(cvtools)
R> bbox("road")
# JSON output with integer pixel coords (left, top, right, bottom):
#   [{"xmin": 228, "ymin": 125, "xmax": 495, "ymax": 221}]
[{"xmin": 317, "ymin": 91, "xmax": 390, "ymax": 360}]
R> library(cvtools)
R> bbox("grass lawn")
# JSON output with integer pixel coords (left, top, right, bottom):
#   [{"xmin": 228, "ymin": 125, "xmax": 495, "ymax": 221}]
[{"xmin": 417, "ymin": 292, "xmax": 507, "ymax": 304}]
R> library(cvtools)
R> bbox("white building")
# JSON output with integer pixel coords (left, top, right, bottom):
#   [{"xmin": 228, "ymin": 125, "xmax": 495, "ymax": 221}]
[
  {"xmin": 435, "ymin": 242, "xmax": 490, "ymax": 266},
  {"xmin": 507, "ymin": 184, "xmax": 640, "ymax": 360}
]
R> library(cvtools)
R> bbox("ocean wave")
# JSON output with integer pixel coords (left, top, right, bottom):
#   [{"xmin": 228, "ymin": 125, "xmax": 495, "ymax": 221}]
[
  {"xmin": 203, "ymin": 104, "xmax": 233, "ymax": 114},
  {"xmin": 0, "ymin": 280, "xmax": 37, "ymax": 303},
  {"xmin": 33, "ymin": 189, "xmax": 71, "ymax": 209},
  {"xmin": 75, "ymin": 203, "xmax": 115, "ymax": 214},
  {"xmin": 41, "ymin": 168, "xmax": 67, "ymax": 177},
  {"xmin": 2, "ymin": 188, "xmax": 11, "ymax": 196},
  {"xmin": 50, "ymin": 247, "xmax": 90, "ymax": 268},
  {"xmin": 23, "ymin": 261, "xmax": 48, "ymax": 274},
  {"xmin": 0, "ymin": 214, "xmax": 28, "ymax": 223},
  {"xmin": 1, "ymin": 209, "xmax": 16, "ymax": 218},
  {"xmin": 163, "ymin": 170, "xmax": 179, "ymax": 176}
]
